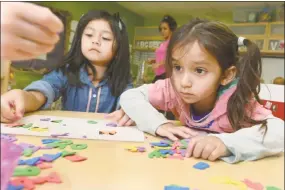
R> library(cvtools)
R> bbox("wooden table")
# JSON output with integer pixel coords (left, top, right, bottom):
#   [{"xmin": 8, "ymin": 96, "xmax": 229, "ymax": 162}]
[{"xmin": 11, "ymin": 111, "xmax": 284, "ymax": 190}]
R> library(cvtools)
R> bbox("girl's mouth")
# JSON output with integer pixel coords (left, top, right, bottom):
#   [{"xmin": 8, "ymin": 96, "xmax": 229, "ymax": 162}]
[{"xmin": 90, "ymin": 48, "xmax": 100, "ymax": 53}]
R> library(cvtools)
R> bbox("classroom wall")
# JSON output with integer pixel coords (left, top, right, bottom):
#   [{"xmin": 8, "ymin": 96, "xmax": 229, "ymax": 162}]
[
  {"xmin": 35, "ymin": 1, "xmax": 144, "ymax": 41},
  {"xmin": 142, "ymin": 3, "xmax": 282, "ymax": 27},
  {"xmin": 143, "ymin": 9, "xmax": 233, "ymax": 26}
]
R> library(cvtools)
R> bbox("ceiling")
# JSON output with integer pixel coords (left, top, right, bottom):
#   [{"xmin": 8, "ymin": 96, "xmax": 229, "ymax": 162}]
[{"xmin": 117, "ymin": 2, "xmax": 282, "ymax": 18}]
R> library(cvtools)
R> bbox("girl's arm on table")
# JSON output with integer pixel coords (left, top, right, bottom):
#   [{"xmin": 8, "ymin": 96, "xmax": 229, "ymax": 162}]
[
  {"xmin": 24, "ymin": 69, "xmax": 67, "ymax": 109},
  {"xmin": 121, "ymin": 84, "xmax": 284, "ymax": 163},
  {"xmin": 210, "ymin": 115, "xmax": 284, "ymax": 163},
  {"xmin": 120, "ymin": 84, "xmax": 169, "ymax": 135}
]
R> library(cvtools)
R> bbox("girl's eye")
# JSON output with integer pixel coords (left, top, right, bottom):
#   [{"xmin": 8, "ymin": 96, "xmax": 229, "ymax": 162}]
[
  {"xmin": 174, "ymin": 65, "xmax": 182, "ymax": 71},
  {"xmin": 102, "ymin": 37, "xmax": 111, "ymax": 41},
  {"xmin": 85, "ymin": 34, "xmax": 92, "ymax": 37},
  {"xmin": 195, "ymin": 68, "xmax": 207, "ymax": 75}
]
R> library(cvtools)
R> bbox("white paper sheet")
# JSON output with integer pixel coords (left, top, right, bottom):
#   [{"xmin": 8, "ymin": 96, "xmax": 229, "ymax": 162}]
[{"xmin": 1, "ymin": 115, "xmax": 144, "ymax": 142}]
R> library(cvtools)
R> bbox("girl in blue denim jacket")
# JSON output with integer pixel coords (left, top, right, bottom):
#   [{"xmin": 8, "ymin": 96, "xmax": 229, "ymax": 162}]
[{"xmin": 1, "ymin": 10, "xmax": 133, "ymax": 125}]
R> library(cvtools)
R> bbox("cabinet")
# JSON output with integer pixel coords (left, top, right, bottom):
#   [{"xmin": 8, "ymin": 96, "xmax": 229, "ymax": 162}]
[
  {"xmin": 228, "ymin": 23, "xmax": 268, "ymax": 52},
  {"xmin": 267, "ymin": 22, "xmax": 284, "ymax": 55},
  {"xmin": 228, "ymin": 22, "xmax": 284, "ymax": 56}
]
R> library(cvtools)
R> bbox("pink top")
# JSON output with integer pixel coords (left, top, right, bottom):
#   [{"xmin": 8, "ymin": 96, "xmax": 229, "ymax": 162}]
[
  {"xmin": 154, "ymin": 40, "xmax": 169, "ymax": 76},
  {"xmin": 148, "ymin": 79, "xmax": 272, "ymax": 133}
]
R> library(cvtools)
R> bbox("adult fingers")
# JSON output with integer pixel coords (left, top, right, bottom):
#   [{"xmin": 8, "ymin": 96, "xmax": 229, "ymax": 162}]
[
  {"xmin": 15, "ymin": 36, "xmax": 55, "ymax": 55},
  {"xmin": 18, "ymin": 3, "xmax": 63, "ymax": 33},
  {"xmin": 12, "ymin": 19, "xmax": 60, "ymax": 46},
  {"xmin": 1, "ymin": 47, "xmax": 36, "ymax": 61}
]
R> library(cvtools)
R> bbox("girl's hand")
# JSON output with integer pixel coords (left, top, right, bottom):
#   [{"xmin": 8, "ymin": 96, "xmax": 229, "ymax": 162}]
[
  {"xmin": 155, "ymin": 123, "xmax": 205, "ymax": 141},
  {"xmin": 1, "ymin": 2, "xmax": 64, "ymax": 61},
  {"xmin": 105, "ymin": 109, "xmax": 135, "ymax": 126},
  {"xmin": 185, "ymin": 136, "xmax": 231, "ymax": 161},
  {"xmin": 1, "ymin": 90, "xmax": 26, "ymax": 123}
]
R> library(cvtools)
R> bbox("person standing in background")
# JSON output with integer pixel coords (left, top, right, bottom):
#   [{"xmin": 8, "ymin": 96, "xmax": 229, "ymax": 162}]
[
  {"xmin": 147, "ymin": 15, "xmax": 177, "ymax": 83},
  {"xmin": 146, "ymin": 15, "xmax": 177, "ymax": 120}
]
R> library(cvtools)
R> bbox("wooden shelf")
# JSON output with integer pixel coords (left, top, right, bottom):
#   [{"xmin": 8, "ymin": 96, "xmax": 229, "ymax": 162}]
[
  {"xmin": 261, "ymin": 51, "xmax": 285, "ymax": 57},
  {"xmin": 239, "ymin": 50, "xmax": 284, "ymax": 57},
  {"xmin": 133, "ymin": 49, "xmax": 284, "ymax": 57},
  {"xmin": 135, "ymin": 36, "xmax": 163, "ymax": 41},
  {"xmin": 227, "ymin": 22, "xmax": 270, "ymax": 26},
  {"xmin": 132, "ymin": 48, "xmax": 156, "ymax": 52}
]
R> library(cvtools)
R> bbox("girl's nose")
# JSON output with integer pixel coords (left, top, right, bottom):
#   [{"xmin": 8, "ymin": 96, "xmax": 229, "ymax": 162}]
[
  {"xmin": 92, "ymin": 35, "xmax": 101, "ymax": 46},
  {"xmin": 181, "ymin": 74, "xmax": 192, "ymax": 88},
  {"xmin": 92, "ymin": 40, "xmax": 100, "ymax": 46}
]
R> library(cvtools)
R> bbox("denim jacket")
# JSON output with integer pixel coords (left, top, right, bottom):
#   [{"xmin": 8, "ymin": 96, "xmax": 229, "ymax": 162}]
[{"xmin": 24, "ymin": 67, "xmax": 133, "ymax": 113}]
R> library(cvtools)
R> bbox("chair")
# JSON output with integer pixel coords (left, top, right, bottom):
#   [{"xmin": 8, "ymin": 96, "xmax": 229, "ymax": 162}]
[{"xmin": 259, "ymin": 84, "xmax": 284, "ymax": 120}]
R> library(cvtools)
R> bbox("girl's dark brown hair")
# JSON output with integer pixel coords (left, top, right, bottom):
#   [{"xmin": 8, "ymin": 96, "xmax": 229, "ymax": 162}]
[
  {"xmin": 165, "ymin": 18, "xmax": 267, "ymax": 131},
  {"xmin": 59, "ymin": 10, "xmax": 131, "ymax": 97}
]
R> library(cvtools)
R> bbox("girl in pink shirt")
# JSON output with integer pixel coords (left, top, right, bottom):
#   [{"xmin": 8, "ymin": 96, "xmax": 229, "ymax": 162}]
[
  {"xmin": 120, "ymin": 18, "xmax": 284, "ymax": 162},
  {"xmin": 148, "ymin": 15, "xmax": 177, "ymax": 83}
]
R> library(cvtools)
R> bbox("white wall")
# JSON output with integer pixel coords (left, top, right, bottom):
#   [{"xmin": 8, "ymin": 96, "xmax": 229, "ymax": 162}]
[
  {"xmin": 261, "ymin": 57, "xmax": 284, "ymax": 83},
  {"xmin": 260, "ymin": 84, "xmax": 284, "ymax": 102}
]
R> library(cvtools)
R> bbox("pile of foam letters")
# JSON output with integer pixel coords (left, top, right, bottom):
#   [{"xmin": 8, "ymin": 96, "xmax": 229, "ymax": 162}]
[
  {"xmin": 1, "ymin": 133, "xmax": 282, "ymax": 190},
  {"xmin": 126, "ymin": 139, "xmax": 282, "ymax": 190},
  {"xmin": 1, "ymin": 134, "xmax": 88, "ymax": 190}
]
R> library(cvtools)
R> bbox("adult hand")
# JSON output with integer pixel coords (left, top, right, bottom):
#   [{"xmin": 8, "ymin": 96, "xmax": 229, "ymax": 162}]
[{"xmin": 1, "ymin": 2, "xmax": 64, "ymax": 61}]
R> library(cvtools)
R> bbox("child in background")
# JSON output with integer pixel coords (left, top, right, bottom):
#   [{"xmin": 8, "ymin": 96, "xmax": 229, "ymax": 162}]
[
  {"xmin": 146, "ymin": 15, "xmax": 178, "ymax": 120},
  {"xmin": 1, "ymin": 10, "xmax": 133, "ymax": 124},
  {"xmin": 120, "ymin": 18, "xmax": 284, "ymax": 163}
]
